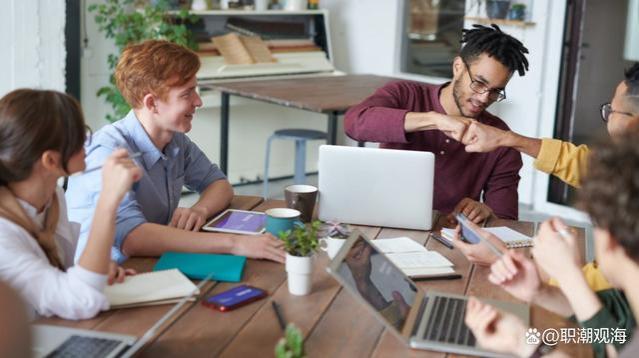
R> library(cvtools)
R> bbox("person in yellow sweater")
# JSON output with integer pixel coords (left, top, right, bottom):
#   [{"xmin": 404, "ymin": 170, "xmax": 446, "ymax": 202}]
[
  {"xmin": 452, "ymin": 63, "xmax": 639, "ymax": 286},
  {"xmin": 462, "ymin": 63, "xmax": 639, "ymax": 188},
  {"xmin": 455, "ymin": 64, "xmax": 639, "ymax": 357}
]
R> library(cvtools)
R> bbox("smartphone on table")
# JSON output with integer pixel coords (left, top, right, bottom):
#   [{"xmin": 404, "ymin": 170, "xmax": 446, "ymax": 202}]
[{"xmin": 203, "ymin": 285, "xmax": 267, "ymax": 312}]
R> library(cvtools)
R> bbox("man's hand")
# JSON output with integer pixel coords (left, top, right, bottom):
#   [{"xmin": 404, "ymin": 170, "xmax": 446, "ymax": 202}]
[
  {"xmin": 447, "ymin": 197, "xmax": 493, "ymax": 224},
  {"xmin": 434, "ymin": 113, "xmax": 472, "ymax": 142},
  {"xmin": 464, "ymin": 297, "xmax": 534, "ymax": 357},
  {"xmin": 462, "ymin": 121, "xmax": 509, "ymax": 152},
  {"xmin": 451, "ymin": 224, "xmax": 507, "ymax": 266},
  {"xmin": 231, "ymin": 233, "xmax": 286, "ymax": 263},
  {"xmin": 489, "ymin": 252, "xmax": 541, "ymax": 303},
  {"xmin": 169, "ymin": 206, "xmax": 209, "ymax": 232},
  {"xmin": 532, "ymin": 218, "xmax": 583, "ymax": 285}
]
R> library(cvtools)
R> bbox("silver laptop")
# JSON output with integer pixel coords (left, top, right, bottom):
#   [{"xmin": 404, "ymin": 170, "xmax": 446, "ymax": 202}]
[
  {"xmin": 32, "ymin": 275, "xmax": 209, "ymax": 358},
  {"xmin": 318, "ymin": 145, "xmax": 434, "ymax": 230},
  {"xmin": 326, "ymin": 231, "xmax": 529, "ymax": 357}
]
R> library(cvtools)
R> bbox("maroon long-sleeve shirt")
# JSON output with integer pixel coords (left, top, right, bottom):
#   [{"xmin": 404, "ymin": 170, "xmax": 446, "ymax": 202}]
[{"xmin": 344, "ymin": 81, "xmax": 522, "ymax": 219}]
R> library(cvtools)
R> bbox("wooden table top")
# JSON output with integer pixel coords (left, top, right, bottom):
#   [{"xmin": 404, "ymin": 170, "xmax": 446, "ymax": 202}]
[
  {"xmin": 36, "ymin": 197, "xmax": 592, "ymax": 357},
  {"xmin": 211, "ymin": 74, "xmax": 400, "ymax": 114}
]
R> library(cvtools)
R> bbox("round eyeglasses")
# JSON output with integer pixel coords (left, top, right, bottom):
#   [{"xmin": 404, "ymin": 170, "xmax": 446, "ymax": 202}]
[
  {"xmin": 464, "ymin": 62, "xmax": 507, "ymax": 102},
  {"xmin": 600, "ymin": 103, "xmax": 635, "ymax": 123}
]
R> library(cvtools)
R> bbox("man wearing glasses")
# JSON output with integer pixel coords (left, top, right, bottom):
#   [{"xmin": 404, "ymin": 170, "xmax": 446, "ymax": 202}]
[
  {"xmin": 462, "ymin": 62, "xmax": 639, "ymax": 189},
  {"xmin": 345, "ymin": 24, "xmax": 529, "ymax": 223},
  {"xmin": 454, "ymin": 64, "xmax": 639, "ymax": 286}
]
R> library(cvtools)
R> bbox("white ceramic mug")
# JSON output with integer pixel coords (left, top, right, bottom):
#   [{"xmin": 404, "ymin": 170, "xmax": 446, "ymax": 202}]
[{"xmin": 319, "ymin": 237, "xmax": 346, "ymax": 260}]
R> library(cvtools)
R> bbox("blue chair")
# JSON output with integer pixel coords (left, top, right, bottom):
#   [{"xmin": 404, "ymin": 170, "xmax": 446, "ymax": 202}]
[{"xmin": 263, "ymin": 128, "xmax": 327, "ymax": 198}]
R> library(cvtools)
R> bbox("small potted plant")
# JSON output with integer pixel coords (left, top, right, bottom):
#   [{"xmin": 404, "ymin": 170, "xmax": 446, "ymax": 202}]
[
  {"xmin": 275, "ymin": 324, "xmax": 305, "ymax": 358},
  {"xmin": 279, "ymin": 221, "xmax": 320, "ymax": 296},
  {"xmin": 507, "ymin": 3, "xmax": 526, "ymax": 21}
]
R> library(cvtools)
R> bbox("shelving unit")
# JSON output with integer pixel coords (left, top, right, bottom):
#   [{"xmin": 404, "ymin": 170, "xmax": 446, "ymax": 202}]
[{"xmin": 464, "ymin": 16, "xmax": 536, "ymax": 28}]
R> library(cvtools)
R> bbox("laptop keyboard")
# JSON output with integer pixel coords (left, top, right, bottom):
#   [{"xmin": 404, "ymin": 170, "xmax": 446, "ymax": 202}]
[
  {"xmin": 45, "ymin": 335, "xmax": 122, "ymax": 358},
  {"xmin": 423, "ymin": 296, "xmax": 476, "ymax": 346}
]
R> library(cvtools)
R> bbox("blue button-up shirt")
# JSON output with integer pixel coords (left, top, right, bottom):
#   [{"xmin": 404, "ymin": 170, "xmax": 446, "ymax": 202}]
[{"xmin": 66, "ymin": 111, "xmax": 226, "ymax": 263}]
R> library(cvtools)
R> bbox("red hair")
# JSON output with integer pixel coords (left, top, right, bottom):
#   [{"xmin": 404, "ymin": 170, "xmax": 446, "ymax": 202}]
[{"xmin": 115, "ymin": 40, "xmax": 200, "ymax": 108}]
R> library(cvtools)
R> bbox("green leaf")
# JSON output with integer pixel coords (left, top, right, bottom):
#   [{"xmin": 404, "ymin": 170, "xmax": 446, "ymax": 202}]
[{"xmin": 90, "ymin": 0, "xmax": 200, "ymax": 122}]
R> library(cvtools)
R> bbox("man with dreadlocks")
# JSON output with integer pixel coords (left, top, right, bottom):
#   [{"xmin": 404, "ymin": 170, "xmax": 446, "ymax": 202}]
[{"xmin": 345, "ymin": 24, "xmax": 529, "ymax": 224}]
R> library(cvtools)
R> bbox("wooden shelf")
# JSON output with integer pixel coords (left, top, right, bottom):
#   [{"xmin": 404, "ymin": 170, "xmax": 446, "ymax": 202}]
[
  {"xmin": 464, "ymin": 16, "xmax": 536, "ymax": 28},
  {"xmin": 168, "ymin": 9, "xmax": 326, "ymax": 16}
]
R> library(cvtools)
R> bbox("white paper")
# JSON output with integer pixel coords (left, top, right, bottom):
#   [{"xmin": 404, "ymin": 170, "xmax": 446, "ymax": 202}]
[
  {"xmin": 402, "ymin": 266, "xmax": 455, "ymax": 277},
  {"xmin": 386, "ymin": 252, "xmax": 453, "ymax": 269},
  {"xmin": 484, "ymin": 227, "xmax": 533, "ymax": 243},
  {"xmin": 104, "ymin": 269, "xmax": 198, "ymax": 308},
  {"xmin": 372, "ymin": 237, "xmax": 428, "ymax": 253},
  {"xmin": 440, "ymin": 227, "xmax": 532, "ymax": 245}
]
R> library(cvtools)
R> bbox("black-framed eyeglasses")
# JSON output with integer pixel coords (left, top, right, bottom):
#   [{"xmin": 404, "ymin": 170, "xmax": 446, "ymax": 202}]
[
  {"xmin": 464, "ymin": 62, "xmax": 507, "ymax": 102},
  {"xmin": 600, "ymin": 103, "xmax": 635, "ymax": 123}
]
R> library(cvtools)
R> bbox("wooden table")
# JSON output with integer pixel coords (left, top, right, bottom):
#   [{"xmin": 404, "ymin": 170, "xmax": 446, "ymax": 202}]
[
  {"xmin": 37, "ymin": 199, "xmax": 592, "ymax": 357},
  {"xmin": 210, "ymin": 74, "xmax": 399, "ymax": 174}
]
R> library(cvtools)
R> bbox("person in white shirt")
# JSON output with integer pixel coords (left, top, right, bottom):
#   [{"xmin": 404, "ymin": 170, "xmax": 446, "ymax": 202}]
[{"xmin": 0, "ymin": 89, "xmax": 142, "ymax": 320}]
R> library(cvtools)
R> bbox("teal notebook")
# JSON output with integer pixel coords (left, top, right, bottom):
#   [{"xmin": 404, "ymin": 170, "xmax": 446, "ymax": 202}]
[{"xmin": 153, "ymin": 252, "xmax": 246, "ymax": 282}]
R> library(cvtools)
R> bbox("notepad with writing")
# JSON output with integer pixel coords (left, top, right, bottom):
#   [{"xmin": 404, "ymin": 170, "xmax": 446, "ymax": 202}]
[
  {"xmin": 104, "ymin": 269, "xmax": 198, "ymax": 309},
  {"xmin": 372, "ymin": 237, "xmax": 457, "ymax": 278},
  {"xmin": 153, "ymin": 252, "xmax": 247, "ymax": 282}
]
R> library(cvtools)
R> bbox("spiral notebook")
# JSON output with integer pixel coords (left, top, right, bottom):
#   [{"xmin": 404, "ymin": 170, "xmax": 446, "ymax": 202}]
[
  {"xmin": 441, "ymin": 227, "xmax": 534, "ymax": 248},
  {"xmin": 103, "ymin": 269, "xmax": 199, "ymax": 309}
]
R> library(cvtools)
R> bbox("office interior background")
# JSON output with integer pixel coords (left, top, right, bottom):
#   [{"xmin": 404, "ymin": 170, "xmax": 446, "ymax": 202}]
[{"xmin": 1, "ymin": 0, "xmax": 638, "ymax": 225}]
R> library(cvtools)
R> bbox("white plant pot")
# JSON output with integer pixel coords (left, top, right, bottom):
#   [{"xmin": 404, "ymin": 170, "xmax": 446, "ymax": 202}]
[
  {"xmin": 254, "ymin": 0, "xmax": 269, "ymax": 11},
  {"xmin": 286, "ymin": 253, "xmax": 313, "ymax": 296},
  {"xmin": 191, "ymin": 0, "xmax": 207, "ymax": 11},
  {"xmin": 285, "ymin": 0, "xmax": 308, "ymax": 11}
]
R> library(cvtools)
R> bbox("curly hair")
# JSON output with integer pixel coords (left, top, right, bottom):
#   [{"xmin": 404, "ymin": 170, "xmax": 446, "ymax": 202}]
[
  {"xmin": 460, "ymin": 24, "xmax": 529, "ymax": 76},
  {"xmin": 579, "ymin": 130, "xmax": 639, "ymax": 262}
]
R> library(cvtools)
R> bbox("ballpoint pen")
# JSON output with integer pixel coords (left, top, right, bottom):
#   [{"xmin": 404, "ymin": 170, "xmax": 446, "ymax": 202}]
[
  {"xmin": 271, "ymin": 300, "xmax": 287, "ymax": 331},
  {"xmin": 430, "ymin": 232, "xmax": 454, "ymax": 250}
]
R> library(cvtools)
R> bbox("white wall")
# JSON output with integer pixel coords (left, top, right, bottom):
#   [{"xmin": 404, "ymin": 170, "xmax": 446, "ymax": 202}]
[{"xmin": 0, "ymin": 1, "xmax": 66, "ymax": 96}]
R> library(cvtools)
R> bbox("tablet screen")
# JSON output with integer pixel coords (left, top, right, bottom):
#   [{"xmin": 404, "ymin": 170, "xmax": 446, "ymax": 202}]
[{"xmin": 204, "ymin": 210, "xmax": 266, "ymax": 234}]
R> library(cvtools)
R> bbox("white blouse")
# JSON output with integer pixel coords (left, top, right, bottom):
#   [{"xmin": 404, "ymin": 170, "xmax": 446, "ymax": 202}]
[{"xmin": 0, "ymin": 186, "xmax": 108, "ymax": 320}]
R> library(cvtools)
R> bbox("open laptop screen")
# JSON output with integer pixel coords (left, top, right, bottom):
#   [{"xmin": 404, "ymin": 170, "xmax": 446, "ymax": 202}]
[{"xmin": 335, "ymin": 235, "xmax": 418, "ymax": 331}]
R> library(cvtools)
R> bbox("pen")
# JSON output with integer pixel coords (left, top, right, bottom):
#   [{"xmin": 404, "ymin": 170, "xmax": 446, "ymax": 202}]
[
  {"xmin": 271, "ymin": 300, "xmax": 287, "ymax": 331},
  {"xmin": 479, "ymin": 235, "xmax": 504, "ymax": 258},
  {"xmin": 412, "ymin": 273, "xmax": 462, "ymax": 281},
  {"xmin": 74, "ymin": 151, "xmax": 145, "ymax": 176},
  {"xmin": 430, "ymin": 232, "xmax": 454, "ymax": 250}
]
